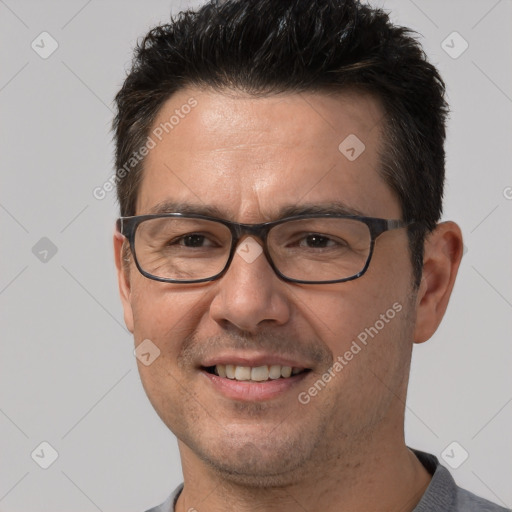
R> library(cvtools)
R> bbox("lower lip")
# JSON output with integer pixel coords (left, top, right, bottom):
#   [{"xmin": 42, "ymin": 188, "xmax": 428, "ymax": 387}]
[{"xmin": 201, "ymin": 370, "xmax": 309, "ymax": 401}]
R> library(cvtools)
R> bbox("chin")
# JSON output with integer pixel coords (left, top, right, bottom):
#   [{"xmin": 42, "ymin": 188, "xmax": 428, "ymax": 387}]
[
  {"xmin": 204, "ymin": 454, "xmax": 310, "ymax": 488},
  {"xmin": 188, "ymin": 426, "xmax": 320, "ymax": 487}
]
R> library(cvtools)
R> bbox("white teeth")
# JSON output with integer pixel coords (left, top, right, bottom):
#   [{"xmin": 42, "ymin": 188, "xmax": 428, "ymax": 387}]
[
  {"xmin": 213, "ymin": 364, "xmax": 304, "ymax": 381},
  {"xmin": 234, "ymin": 366, "xmax": 251, "ymax": 381},
  {"xmin": 269, "ymin": 365, "xmax": 282, "ymax": 379},
  {"xmin": 251, "ymin": 366, "xmax": 270, "ymax": 381},
  {"xmin": 281, "ymin": 366, "xmax": 292, "ymax": 378}
]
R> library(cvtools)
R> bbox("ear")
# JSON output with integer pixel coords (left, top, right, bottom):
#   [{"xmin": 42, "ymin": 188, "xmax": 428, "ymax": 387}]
[
  {"xmin": 413, "ymin": 221, "xmax": 463, "ymax": 344},
  {"xmin": 114, "ymin": 229, "xmax": 134, "ymax": 333}
]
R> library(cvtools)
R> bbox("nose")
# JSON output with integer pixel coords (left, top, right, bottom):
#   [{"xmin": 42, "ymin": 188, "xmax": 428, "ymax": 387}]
[{"xmin": 209, "ymin": 236, "xmax": 291, "ymax": 333}]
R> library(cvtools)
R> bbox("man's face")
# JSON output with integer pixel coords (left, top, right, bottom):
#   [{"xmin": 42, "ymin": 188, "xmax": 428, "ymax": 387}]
[{"xmin": 116, "ymin": 87, "xmax": 418, "ymax": 484}]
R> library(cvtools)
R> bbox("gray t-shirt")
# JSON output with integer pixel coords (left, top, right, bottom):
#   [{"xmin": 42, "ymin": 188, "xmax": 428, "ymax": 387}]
[{"xmin": 145, "ymin": 449, "xmax": 510, "ymax": 512}]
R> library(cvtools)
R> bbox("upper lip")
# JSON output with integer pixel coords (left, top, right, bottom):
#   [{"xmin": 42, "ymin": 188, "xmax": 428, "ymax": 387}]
[{"xmin": 200, "ymin": 352, "xmax": 313, "ymax": 369}]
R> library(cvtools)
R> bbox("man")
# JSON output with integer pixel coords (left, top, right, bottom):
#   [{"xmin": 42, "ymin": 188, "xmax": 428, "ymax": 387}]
[{"xmin": 112, "ymin": 1, "xmax": 508, "ymax": 511}]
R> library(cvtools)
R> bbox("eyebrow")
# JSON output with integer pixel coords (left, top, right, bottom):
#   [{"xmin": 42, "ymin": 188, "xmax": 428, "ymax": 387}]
[
  {"xmin": 148, "ymin": 201, "xmax": 226, "ymax": 217},
  {"xmin": 146, "ymin": 200, "xmax": 366, "ymax": 220},
  {"xmin": 278, "ymin": 203, "xmax": 365, "ymax": 218}
]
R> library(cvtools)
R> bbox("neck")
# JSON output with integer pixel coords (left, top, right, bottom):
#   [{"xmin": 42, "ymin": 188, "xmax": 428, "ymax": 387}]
[{"xmin": 175, "ymin": 431, "xmax": 432, "ymax": 512}]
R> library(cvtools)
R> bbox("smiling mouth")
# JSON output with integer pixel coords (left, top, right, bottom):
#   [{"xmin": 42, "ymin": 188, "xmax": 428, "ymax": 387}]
[{"xmin": 203, "ymin": 364, "xmax": 311, "ymax": 382}]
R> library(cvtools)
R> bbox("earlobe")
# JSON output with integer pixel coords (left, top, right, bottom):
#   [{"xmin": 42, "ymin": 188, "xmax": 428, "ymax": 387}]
[
  {"xmin": 114, "ymin": 230, "xmax": 135, "ymax": 333},
  {"xmin": 413, "ymin": 221, "xmax": 463, "ymax": 344}
]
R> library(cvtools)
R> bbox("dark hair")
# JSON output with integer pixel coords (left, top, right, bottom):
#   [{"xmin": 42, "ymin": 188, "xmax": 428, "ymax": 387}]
[{"xmin": 113, "ymin": 0, "xmax": 449, "ymax": 286}]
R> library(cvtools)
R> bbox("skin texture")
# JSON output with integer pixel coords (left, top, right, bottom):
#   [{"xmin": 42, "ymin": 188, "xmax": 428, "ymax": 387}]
[{"xmin": 114, "ymin": 87, "xmax": 463, "ymax": 512}]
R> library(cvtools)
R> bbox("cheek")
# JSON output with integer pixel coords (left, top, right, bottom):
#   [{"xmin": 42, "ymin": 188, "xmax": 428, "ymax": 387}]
[
  {"xmin": 129, "ymin": 279, "xmax": 216, "ymax": 386},
  {"xmin": 307, "ymin": 291, "xmax": 413, "ymax": 416},
  {"xmin": 294, "ymin": 281, "xmax": 406, "ymax": 351},
  {"xmin": 129, "ymin": 282, "xmax": 208, "ymax": 421},
  {"xmin": 130, "ymin": 278, "xmax": 209, "ymax": 343},
  {"xmin": 294, "ymin": 281, "xmax": 414, "ymax": 404}
]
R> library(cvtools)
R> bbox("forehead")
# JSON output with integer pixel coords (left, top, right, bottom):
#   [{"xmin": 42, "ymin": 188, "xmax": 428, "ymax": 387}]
[{"xmin": 136, "ymin": 87, "xmax": 400, "ymax": 220}]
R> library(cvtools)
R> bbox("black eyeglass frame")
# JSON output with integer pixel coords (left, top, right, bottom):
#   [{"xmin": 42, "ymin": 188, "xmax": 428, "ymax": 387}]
[{"xmin": 117, "ymin": 213, "xmax": 415, "ymax": 285}]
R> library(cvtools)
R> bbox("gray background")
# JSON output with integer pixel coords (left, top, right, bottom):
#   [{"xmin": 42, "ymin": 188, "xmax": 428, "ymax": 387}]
[{"xmin": 1, "ymin": 0, "xmax": 511, "ymax": 511}]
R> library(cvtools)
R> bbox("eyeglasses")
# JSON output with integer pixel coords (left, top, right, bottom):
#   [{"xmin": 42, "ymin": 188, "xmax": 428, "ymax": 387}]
[{"xmin": 117, "ymin": 213, "xmax": 414, "ymax": 285}]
